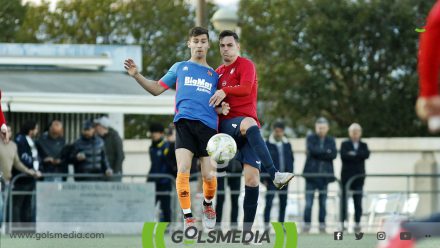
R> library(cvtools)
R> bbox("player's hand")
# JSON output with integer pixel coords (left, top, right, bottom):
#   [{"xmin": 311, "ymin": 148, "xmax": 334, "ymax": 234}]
[
  {"xmin": 124, "ymin": 58, "xmax": 139, "ymax": 77},
  {"xmin": 0, "ymin": 124, "xmax": 9, "ymax": 144},
  {"xmin": 416, "ymin": 96, "xmax": 440, "ymax": 132},
  {"xmin": 220, "ymin": 102, "xmax": 230, "ymax": 115},
  {"xmin": 209, "ymin": 89, "xmax": 226, "ymax": 107},
  {"xmin": 416, "ymin": 96, "xmax": 440, "ymax": 120}
]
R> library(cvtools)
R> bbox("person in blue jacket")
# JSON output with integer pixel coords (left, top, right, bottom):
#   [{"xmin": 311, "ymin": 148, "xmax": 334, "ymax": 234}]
[{"xmin": 303, "ymin": 117, "xmax": 337, "ymax": 233}]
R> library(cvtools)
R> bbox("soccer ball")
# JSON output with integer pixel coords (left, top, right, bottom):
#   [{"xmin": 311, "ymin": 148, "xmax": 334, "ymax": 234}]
[{"xmin": 206, "ymin": 133, "xmax": 237, "ymax": 163}]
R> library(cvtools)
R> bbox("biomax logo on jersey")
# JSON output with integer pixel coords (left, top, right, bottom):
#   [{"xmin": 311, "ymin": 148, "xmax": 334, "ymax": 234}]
[{"xmin": 184, "ymin": 76, "xmax": 212, "ymax": 94}]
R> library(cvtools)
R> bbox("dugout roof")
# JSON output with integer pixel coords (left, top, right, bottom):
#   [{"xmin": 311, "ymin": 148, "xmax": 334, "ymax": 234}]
[{"xmin": 0, "ymin": 70, "xmax": 175, "ymax": 114}]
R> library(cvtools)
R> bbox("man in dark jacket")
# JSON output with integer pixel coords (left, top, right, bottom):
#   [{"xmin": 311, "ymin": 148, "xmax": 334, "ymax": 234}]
[
  {"xmin": 340, "ymin": 123, "xmax": 370, "ymax": 232},
  {"xmin": 12, "ymin": 120, "xmax": 42, "ymax": 223},
  {"xmin": 94, "ymin": 116, "xmax": 125, "ymax": 181},
  {"xmin": 36, "ymin": 120, "xmax": 67, "ymax": 181},
  {"xmin": 263, "ymin": 122, "xmax": 294, "ymax": 228},
  {"xmin": 148, "ymin": 123, "xmax": 174, "ymax": 222},
  {"xmin": 71, "ymin": 120, "xmax": 113, "ymax": 181},
  {"xmin": 303, "ymin": 117, "xmax": 337, "ymax": 233}
]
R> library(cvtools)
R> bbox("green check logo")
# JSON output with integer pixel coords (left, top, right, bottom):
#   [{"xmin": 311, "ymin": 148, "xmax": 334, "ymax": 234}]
[
  {"xmin": 142, "ymin": 222, "xmax": 297, "ymax": 248},
  {"xmin": 142, "ymin": 222, "xmax": 168, "ymax": 248},
  {"xmin": 272, "ymin": 222, "xmax": 298, "ymax": 248}
]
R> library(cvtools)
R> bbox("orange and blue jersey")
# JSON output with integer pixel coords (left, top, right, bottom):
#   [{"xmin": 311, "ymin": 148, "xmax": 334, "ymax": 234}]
[{"xmin": 159, "ymin": 61, "xmax": 219, "ymax": 130}]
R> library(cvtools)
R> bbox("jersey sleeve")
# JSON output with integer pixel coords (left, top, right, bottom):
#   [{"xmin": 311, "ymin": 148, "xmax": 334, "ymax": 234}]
[
  {"xmin": 418, "ymin": 0, "xmax": 440, "ymax": 97},
  {"xmin": 238, "ymin": 59, "xmax": 256, "ymax": 87},
  {"xmin": 222, "ymin": 59, "xmax": 255, "ymax": 96},
  {"xmin": 159, "ymin": 62, "xmax": 181, "ymax": 89},
  {"xmin": 0, "ymin": 90, "xmax": 6, "ymax": 128}
]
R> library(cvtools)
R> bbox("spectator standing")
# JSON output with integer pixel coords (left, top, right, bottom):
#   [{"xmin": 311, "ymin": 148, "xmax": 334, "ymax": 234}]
[
  {"xmin": 36, "ymin": 120, "xmax": 67, "ymax": 182},
  {"xmin": 148, "ymin": 123, "xmax": 174, "ymax": 222},
  {"xmin": 303, "ymin": 117, "xmax": 337, "ymax": 233},
  {"xmin": 71, "ymin": 120, "xmax": 113, "ymax": 181},
  {"xmin": 0, "ymin": 126, "xmax": 41, "ymax": 223},
  {"xmin": 12, "ymin": 120, "xmax": 41, "ymax": 223},
  {"xmin": 340, "ymin": 123, "xmax": 370, "ymax": 232},
  {"xmin": 94, "ymin": 116, "xmax": 125, "ymax": 181},
  {"xmin": 263, "ymin": 122, "xmax": 294, "ymax": 228}
]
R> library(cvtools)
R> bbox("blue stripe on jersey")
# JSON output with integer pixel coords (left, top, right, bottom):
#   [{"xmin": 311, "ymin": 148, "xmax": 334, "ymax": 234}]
[{"xmin": 160, "ymin": 61, "xmax": 219, "ymax": 130}]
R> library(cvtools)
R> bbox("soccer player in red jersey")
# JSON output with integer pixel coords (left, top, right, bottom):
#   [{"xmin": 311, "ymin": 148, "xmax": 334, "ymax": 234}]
[
  {"xmin": 0, "ymin": 90, "xmax": 9, "ymax": 143},
  {"xmin": 209, "ymin": 30, "xmax": 294, "ymax": 234},
  {"xmin": 379, "ymin": 1, "xmax": 440, "ymax": 248},
  {"xmin": 416, "ymin": 0, "xmax": 440, "ymax": 132}
]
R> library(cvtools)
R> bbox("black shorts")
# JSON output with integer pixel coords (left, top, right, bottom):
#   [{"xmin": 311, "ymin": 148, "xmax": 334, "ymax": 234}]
[{"xmin": 175, "ymin": 119, "xmax": 217, "ymax": 158}]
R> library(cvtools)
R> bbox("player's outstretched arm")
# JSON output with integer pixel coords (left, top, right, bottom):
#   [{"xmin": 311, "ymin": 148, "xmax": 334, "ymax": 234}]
[{"xmin": 124, "ymin": 59, "xmax": 167, "ymax": 96}]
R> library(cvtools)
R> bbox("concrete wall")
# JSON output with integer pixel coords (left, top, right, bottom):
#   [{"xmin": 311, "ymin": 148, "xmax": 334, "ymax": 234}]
[{"xmin": 122, "ymin": 137, "xmax": 440, "ymax": 218}]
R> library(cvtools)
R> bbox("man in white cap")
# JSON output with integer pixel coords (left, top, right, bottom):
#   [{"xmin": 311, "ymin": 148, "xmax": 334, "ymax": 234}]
[{"xmin": 94, "ymin": 116, "xmax": 124, "ymax": 181}]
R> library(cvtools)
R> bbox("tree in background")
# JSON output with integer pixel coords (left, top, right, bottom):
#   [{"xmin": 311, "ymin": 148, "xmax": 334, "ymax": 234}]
[
  {"xmin": 0, "ymin": 0, "xmax": 199, "ymax": 138},
  {"xmin": 0, "ymin": 0, "xmax": 27, "ymax": 42},
  {"xmin": 239, "ymin": 0, "xmax": 436, "ymax": 137}
]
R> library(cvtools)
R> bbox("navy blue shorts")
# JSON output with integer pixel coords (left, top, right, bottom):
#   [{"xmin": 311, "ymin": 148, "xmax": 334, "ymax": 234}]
[{"xmin": 219, "ymin": 117, "xmax": 261, "ymax": 170}]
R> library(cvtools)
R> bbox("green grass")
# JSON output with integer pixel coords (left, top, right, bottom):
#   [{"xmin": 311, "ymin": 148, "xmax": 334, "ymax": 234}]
[{"xmin": 1, "ymin": 233, "xmax": 439, "ymax": 248}]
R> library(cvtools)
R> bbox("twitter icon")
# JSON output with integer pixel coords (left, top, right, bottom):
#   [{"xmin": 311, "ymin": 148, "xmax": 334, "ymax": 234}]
[{"xmin": 355, "ymin": 232, "xmax": 364, "ymax": 240}]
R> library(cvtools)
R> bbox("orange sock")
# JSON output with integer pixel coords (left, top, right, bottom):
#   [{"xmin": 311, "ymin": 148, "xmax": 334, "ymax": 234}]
[
  {"xmin": 203, "ymin": 177, "xmax": 217, "ymax": 202},
  {"xmin": 176, "ymin": 172, "xmax": 191, "ymax": 210}
]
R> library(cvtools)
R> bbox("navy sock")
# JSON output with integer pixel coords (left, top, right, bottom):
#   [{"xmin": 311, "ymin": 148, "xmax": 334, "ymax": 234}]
[
  {"xmin": 246, "ymin": 126, "xmax": 278, "ymax": 179},
  {"xmin": 243, "ymin": 185, "xmax": 259, "ymax": 232}
]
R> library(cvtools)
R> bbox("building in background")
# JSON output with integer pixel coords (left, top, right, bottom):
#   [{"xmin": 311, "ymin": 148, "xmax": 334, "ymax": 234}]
[{"xmin": 0, "ymin": 43, "xmax": 174, "ymax": 142}]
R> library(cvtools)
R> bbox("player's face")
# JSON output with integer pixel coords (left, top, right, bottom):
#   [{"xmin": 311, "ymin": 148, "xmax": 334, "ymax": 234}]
[
  {"xmin": 188, "ymin": 34, "xmax": 209, "ymax": 59},
  {"xmin": 219, "ymin": 36, "xmax": 240, "ymax": 63},
  {"xmin": 315, "ymin": 123, "xmax": 329, "ymax": 137}
]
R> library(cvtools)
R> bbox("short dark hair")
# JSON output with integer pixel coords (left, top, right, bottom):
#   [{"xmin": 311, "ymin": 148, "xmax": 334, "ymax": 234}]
[
  {"xmin": 219, "ymin": 30, "xmax": 239, "ymax": 42},
  {"xmin": 20, "ymin": 120, "xmax": 38, "ymax": 135},
  {"xmin": 189, "ymin": 27, "xmax": 209, "ymax": 40},
  {"xmin": 273, "ymin": 122, "xmax": 285, "ymax": 130},
  {"xmin": 150, "ymin": 123, "xmax": 164, "ymax": 133}
]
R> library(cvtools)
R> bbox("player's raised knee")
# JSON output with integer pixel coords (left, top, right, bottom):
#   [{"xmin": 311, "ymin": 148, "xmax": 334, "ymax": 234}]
[{"xmin": 240, "ymin": 117, "xmax": 258, "ymax": 135}]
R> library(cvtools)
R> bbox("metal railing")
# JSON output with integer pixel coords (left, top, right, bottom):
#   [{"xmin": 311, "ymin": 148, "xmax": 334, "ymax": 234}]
[
  {"xmin": 345, "ymin": 174, "xmax": 440, "ymax": 231},
  {"xmin": 6, "ymin": 171, "xmax": 435, "ymax": 234}
]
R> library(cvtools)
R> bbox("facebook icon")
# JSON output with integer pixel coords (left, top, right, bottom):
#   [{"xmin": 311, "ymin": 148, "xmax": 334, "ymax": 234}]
[{"xmin": 334, "ymin": 232, "xmax": 343, "ymax": 240}]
